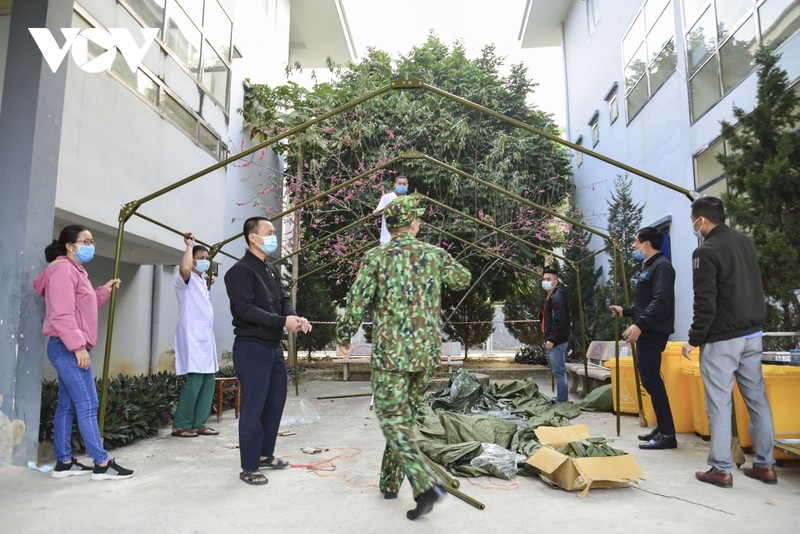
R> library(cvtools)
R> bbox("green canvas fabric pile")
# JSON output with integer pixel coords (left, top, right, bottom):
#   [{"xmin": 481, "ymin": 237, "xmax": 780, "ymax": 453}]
[{"xmin": 417, "ymin": 370, "xmax": 584, "ymax": 479}]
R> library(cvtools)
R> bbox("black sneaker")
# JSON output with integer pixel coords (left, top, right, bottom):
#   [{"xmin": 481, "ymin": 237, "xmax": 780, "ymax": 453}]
[
  {"xmin": 51, "ymin": 458, "xmax": 93, "ymax": 478},
  {"xmin": 91, "ymin": 458, "xmax": 134, "ymax": 481}
]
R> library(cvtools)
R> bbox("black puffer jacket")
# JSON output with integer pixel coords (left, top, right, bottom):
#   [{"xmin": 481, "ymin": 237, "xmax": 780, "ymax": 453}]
[
  {"xmin": 622, "ymin": 252, "xmax": 675, "ymax": 335},
  {"xmin": 539, "ymin": 286, "xmax": 570, "ymax": 346},
  {"xmin": 688, "ymin": 224, "xmax": 765, "ymax": 346}
]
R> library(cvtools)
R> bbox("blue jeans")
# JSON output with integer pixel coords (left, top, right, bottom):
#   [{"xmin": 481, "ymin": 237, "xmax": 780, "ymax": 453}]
[
  {"xmin": 546, "ymin": 342, "xmax": 569, "ymax": 403},
  {"xmin": 47, "ymin": 337, "xmax": 109, "ymax": 464}
]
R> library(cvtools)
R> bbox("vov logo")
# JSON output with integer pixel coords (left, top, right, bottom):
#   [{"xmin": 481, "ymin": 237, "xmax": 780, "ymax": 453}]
[{"xmin": 29, "ymin": 27, "xmax": 158, "ymax": 73}]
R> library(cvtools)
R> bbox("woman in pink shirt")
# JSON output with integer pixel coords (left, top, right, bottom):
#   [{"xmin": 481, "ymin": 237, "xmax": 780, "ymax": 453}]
[{"xmin": 33, "ymin": 224, "xmax": 134, "ymax": 481}]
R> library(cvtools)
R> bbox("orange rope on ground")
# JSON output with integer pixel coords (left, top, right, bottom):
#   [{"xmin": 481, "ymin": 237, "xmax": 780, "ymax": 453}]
[
  {"xmin": 287, "ymin": 447, "xmax": 378, "ymax": 489},
  {"xmin": 466, "ymin": 476, "xmax": 519, "ymax": 490}
]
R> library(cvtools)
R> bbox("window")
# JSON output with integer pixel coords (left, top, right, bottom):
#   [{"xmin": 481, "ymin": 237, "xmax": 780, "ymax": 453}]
[
  {"xmin": 683, "ymin": 0, "xmax": 800, "ymax": 120},
  {"xmin": 201, "ymin": 40, "xmax": 229, "ymax": 105},
  {"xmin": 587, "ymin": 0, "xmax": 600, "ymax": 35},
  {"xmin": 588, "ymin": 111, "xmax": 600, "ymax": 147},
  {"xmin": 605, "ymin": 83, "xmax": 619, "ymax": 124},
  {"xmin": 692, "ymin": 136, "xmax": 734, "ymax": 196},
  {"xmin": 759, "ymin": 0, "xmax": 800, "ymax": 47},
  {"xmin": 575, "ymin": 135, "xmax": 584, "ymax": 167},
  {"xmin": 121, "ymin": 0, "xmax": 165, "ymax": 31},
  {"xmin": 162, "ymin": 92, "xmax": 196, "ymax": 137},
  {"xmin": 199, "ymin": 123, "xmax": 218, "ymax": 153},
  {"xmin": 622, "ymin": 0, "xmax": 677, "ymax": 121},
  {"xmin": 164, "ymin": 2, "xmax": 201, "ymax": 76}
]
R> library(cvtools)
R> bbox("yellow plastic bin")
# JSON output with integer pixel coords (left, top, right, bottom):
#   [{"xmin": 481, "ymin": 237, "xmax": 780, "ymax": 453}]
[
  {"xmin": 681, "ymin": 359, "xmax": 709, "ymax": 437},
  {"xmin": 659, "ymin": 342, "xmax": 696, "ymax": 433},
  {"xmin": 604, "ymin": 357, "xmax": 655, "ymax": 423},
  {"xmin": 733, "ymin": 365, "xmax": 800, "ymax": 460}
]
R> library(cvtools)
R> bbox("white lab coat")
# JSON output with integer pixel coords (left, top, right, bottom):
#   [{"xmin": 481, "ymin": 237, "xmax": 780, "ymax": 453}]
[{"xmin": 173, "ymin": 270, "xmax": 218, "ymax": 375}]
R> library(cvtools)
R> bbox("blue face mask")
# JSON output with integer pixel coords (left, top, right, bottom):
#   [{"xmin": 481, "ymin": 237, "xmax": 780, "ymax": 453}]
[
  {"xmin": 74, "ymin": 244, "xmax": 95, "ymax": 263},
  {"xmin": 541, "ymin": 280, "xmax": 553, "ymax": 292},
  {"xmin": 691, "ymin": 217, "xmax": 703, "ymax": 239},
  {"xmin": 395, "ymin": 185, "xmax": 408, "ymax": 195},
  {"xmin": 632, "ymin": 250, "xmax": 645, "ymax": 261},
  {"xmin": 259, "ymin": 235, "xmax": 278, "ymax": 254},
  {"xmin": 194, "ymin": 259, "xmax": 210, "ymax": 273}
]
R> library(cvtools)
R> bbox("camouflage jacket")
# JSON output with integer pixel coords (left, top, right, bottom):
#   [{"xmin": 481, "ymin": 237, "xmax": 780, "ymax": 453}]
[{"xmin": 336, "ymin": 232, "xmax": 471, "ymax": 372}]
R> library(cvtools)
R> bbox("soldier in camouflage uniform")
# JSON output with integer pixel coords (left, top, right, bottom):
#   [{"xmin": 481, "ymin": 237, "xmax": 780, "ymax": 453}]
[{"xmin": 336, "ymin": 194, "xmax": 471, "ymax": 521}]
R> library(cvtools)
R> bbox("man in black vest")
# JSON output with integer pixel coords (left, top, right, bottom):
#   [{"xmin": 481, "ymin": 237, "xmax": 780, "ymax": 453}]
[{"xmin": 611, "ymin": 226, "xmax": 677, "ymax": 450}]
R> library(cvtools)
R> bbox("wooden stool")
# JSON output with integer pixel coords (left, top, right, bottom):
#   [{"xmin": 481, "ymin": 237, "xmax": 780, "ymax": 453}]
[{"xmin": 214, "ymin": 377, "xmax": 240, "ymax": 422}]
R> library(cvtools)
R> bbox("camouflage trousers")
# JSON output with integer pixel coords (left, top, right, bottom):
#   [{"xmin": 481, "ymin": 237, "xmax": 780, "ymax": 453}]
[{"xmin": 372, "ymin": 369, "xmax": 437, "ymax": 498}]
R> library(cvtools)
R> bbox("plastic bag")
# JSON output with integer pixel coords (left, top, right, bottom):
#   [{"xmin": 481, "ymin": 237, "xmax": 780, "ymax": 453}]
[
  {"xmin": 279, "ymin": 398, "xmax": 321, "ymax": 427},
  {"xmin": 469, "ymin": 443, "xmax": 524, "ymax": 480}
]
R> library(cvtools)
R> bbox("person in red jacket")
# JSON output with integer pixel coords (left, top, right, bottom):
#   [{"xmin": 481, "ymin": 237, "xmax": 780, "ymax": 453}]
[{"xmin": 33, "ymin": 224, "xmax": 133, "ymax": 481}]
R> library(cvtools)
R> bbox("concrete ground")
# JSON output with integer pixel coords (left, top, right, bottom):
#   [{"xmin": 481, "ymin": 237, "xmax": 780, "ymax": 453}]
[{"xmin": 1, "ymin": 376, "xmax": 798, "ymax": 533}]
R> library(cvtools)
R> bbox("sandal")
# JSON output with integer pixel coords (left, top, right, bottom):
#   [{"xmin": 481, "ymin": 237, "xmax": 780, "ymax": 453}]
[
  {"xmin": 259, "ymin": 456, "xmax": 290, "ymax": 469},
  {"xmin": 171, "ymin": 429, "xmax": 198, "ymax": 438},
  {"xmin": 240, "ymin": 470, "xmax": 268, "ymax": 485},
  {"xmin": 194, "ymin": 427, "xmax": 219, "ymax": 436}
]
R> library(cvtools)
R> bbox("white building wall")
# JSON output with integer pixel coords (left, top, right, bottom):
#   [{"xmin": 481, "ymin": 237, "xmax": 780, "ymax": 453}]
[{"xmin": 558, "ymin": 0, "xmax": 800, "ymax": 340}]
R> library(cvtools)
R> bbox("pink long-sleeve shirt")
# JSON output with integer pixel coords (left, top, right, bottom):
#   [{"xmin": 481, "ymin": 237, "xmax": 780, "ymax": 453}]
[{"xmin": 33, "ymin": 256, "xmax": 111, "ymax": 352}]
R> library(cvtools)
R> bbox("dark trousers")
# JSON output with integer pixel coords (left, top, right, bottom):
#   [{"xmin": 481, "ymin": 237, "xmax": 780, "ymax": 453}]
[
  {"xmin": 635, "ymin": 333, "xmax": 675, "ymax": 436},
  {"xmin": 232, "ymin": 338, "xmax": 287, "ymax": 471}
]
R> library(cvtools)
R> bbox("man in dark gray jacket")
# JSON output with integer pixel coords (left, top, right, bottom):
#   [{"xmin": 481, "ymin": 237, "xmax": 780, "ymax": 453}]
[
  {"xmin": 611, "ymin": 226, "xmax": 676, "ymax": 450},
  {"xmin": 682, "ymin": 196, "xmax": 776, "ymax": 489},
  {"xmin": 539, "ymin": 265, "xmax": 570, "ymax": 403}
]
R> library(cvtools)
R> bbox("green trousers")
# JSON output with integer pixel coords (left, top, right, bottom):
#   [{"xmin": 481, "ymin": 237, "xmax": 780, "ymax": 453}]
[
  {"xmin": 173, "ymin": 372, "xmax": 216, "ymax": 430},
  {"xmin": 373, "ymin": 369, "xmax": 437, "ymax": 498}
]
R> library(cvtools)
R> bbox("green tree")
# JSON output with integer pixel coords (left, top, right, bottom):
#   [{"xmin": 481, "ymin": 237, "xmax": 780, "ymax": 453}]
[
  {"xmin": 241, "ymin": 35, "xmax": 573, "ymax": 310},
  {"xmin": 594, "ymin": 174, "xmax": 644, "ymax": 339},
  {"xmin": 442, "ymin": 287, "xmax": 495, "ymax": 360},
  {"xmin": 719, "ymin": 47, "xmax": 800, "ymax": 332},
  {"xmin": 559, "ymin": 218, "xmax": 602, "ymax": 356},
  {"xmin": 294, "ymin": 274, "xmax": 338, "ymax": 359}
]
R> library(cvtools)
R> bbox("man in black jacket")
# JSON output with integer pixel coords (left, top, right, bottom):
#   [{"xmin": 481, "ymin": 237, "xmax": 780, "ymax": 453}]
[
  {"xmin": 611, "ymin": 227, "xmax": 677, "ymax": 450},
  {"xmin": 224, "ymin": 216, "xmax": 311, "ymax": 485},
  {"xmin": 539, "ymin": 265, "xmax": 570, "ymax": 403},
  {"xmin": 682, "ymin": 196, "xmax": 776, "ymax": 489}
]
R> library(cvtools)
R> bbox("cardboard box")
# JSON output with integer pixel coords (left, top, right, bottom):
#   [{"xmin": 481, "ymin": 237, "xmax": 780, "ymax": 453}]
[{"xmin": 526, "ymin": 424, "xmax": 643, "ymax": 496}]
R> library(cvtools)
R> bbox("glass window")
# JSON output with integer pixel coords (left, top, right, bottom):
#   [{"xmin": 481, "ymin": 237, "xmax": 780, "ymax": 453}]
[
  {"xmin": 686, "ymin": 7, "xmax": 716, "ymax": 75},
  {"xmin": 626, "ymin": 77, "xmax": 649, "ymax": 118},
  {"xmin": 646, "ymin": 0, "xmax": 671, "ymax": 26},
  {"xmin": 698, "ymin": 177, "xmax": 728, "ymax": 197},
  {"xmin": 575, "ymin": 136, "xmax": 584, "ymax": 167},
  {"xmin": 690, "ymin": 55, "xmax": 721, "ymax": 118},
  {"xmin": 650, "ymin": 42, "xmax": 678, "ymax": 94},
  {"xmin": 204, "ymin": 0, "xmax": 232, "ymax": 61},
  {"xmin": 720, "ymin": 16, "xmax": 757, "ymax": 92},
  {"xmin": 623, "ymin": 12, "xmax": 645, "ymax": 64},
  {"xmin": 199, "ymin": 123, "xmax": 218, "ymax": 153},
  {"xmin": 165, "ymin": 2, "xmax": 201, "ymax": 75},
  {"xmin": 647, "ymin": 6, "xmax": 675, "ymax": 59},
  {"xmin": 201, "ymin": 40, "xmax": 229, "ymax": 105},
  {"xmin": 683, "ymin": 0, "xmax": 710, "ymax": 27},
  {"xmin": 694, "ymin": 138, "xmax": 725, "ymax": 188},
  {"xmin": 609, "ymin": 93, "xmax": 619, "ymax": 124},
  {"xmin": 176, "ymin": 0, "xmax": 203, "ymax": 24},
  {"xmin": 121, "ymin": 0, "xmax": 165, "ymax": 31},
  {"xmin": 218, "ymin": 142, "xmax": 229, "ymax": 162},
  {"xmin": 759, "ymin": 0, "xmax": 800, "ymax": 47},
  {"xmin": 590, "ymin": 117, "xmax": 600, "ymax": 147},
  {"xmin": 136, "ymin": 70, "xmax": 160, "ymax": 105},
  {"xmin": 624, "ymin": 43, "xmax": 648, "ymax": 91},
  {"xmin": 162, "ymin": 93, "xmax": 196, "ymax": 136},
  {"xmin": 717, "ymin": 0, "xmax": 755, "ymax": 41}
]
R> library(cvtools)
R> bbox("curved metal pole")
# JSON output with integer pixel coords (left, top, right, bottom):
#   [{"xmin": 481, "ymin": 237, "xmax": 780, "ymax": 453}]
[
  {"xmin": 98, "ymin": 218, "xmax": 126, "ymax": 436},
  {"xmin": 617, "ymin": 246, "xmax": 647, "ymax": 426},
  {"xmin": 400, "ymin": 79, "xmax": 697, "ymax": 202},
  {"xmin": 612, "ymin": 245, "xmax": 621, "ymax": 437}
]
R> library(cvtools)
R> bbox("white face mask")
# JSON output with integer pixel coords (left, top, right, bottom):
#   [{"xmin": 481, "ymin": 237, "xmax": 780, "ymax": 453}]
[{"xmin": 691, "ymin": 217, "xmax": 703, "ymax": 239}]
